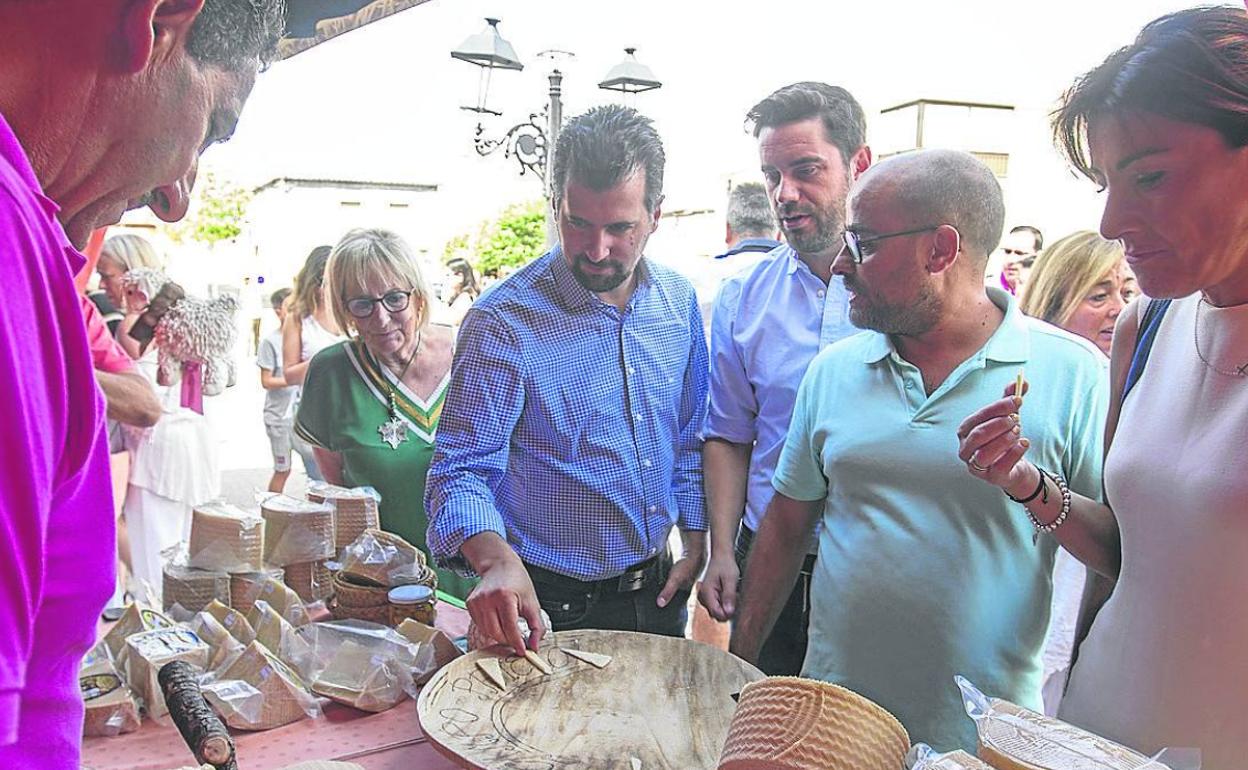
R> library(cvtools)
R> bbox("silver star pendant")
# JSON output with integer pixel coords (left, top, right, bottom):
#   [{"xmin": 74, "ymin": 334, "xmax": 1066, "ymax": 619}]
[{"xmin": 378, "ymin": 415, "xmax": 409, "ymax": 450}]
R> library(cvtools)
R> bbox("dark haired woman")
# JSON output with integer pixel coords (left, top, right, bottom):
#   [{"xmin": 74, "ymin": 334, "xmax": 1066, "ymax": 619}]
[
  {"xmin": 440, "ymin": 257, "xmax": 480, "ymax": 327},
  {"xmin": 956, "ymin": 7, "xmax": 1248, "ymax": 764}
]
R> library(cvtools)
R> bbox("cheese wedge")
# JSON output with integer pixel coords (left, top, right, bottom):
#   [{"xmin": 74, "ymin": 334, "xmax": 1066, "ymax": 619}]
[
  {"xmin": 522, "ymin": 649, "xmax": 553, "ymax": 675},
  {"xmin": 476, "ymin": 658, "xmax": 507, "ymax": 691},
  {"xmin": 260, "ymin": 494, "xmax": 335, "ymax": 566},
  {"xmin": 205, "ymin": 599, "xmax": 256, "ymax": 646},
  {"xmin": 563, "ymin": 648, "xmax": 611, "ymax": 668},
  {"xmin": 206, "ymin": 641, "xmax": 315, "ymax": 730},
  {"xmin": 311, "ymin": 639, "xmax": 411, "ymax": 712},
  {"xmin": 124, "ymin": 628, "xmax": 209, "ymax": 719}
]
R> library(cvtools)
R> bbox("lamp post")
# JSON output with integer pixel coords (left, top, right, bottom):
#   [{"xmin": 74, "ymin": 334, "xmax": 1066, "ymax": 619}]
[{"xmin": 451, "ymin": 19, "xmax": 662, "ymax": 244}]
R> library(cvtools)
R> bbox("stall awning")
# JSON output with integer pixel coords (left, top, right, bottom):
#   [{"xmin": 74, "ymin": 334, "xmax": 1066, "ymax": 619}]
[{"xmin": 280, "ymin": 0, "xmax": 432, "ymax": 60}]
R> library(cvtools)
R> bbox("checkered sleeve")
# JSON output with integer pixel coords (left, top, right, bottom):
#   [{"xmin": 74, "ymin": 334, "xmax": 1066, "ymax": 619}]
[
  {"xmin": 674, "ymin": 297, "xmax": 710, "ymax": 530},
  {"xmin": 425, "ymin": 306, "xmax": 525, "ymax": 575}
]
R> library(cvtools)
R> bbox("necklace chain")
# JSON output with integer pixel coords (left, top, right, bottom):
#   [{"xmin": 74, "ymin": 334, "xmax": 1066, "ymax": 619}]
[
  {"xmin": 386, "ymin": 332, "xmax": 423, "ymax": 415},
  {"xmin": 1194, "ymin": 299, "xmax": 1248, "ymax": 377}
]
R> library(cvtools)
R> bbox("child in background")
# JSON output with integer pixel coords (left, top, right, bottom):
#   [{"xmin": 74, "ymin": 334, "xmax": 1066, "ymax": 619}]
[{"xmin": 257, "ymin": 289, "xmax": 322, "ymax": 492}]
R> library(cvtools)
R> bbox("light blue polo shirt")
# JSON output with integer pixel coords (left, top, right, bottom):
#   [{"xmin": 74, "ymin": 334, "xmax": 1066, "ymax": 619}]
[{"xmin": 773, "ymin": 287, "xmax": 1107, "ymax": 752}]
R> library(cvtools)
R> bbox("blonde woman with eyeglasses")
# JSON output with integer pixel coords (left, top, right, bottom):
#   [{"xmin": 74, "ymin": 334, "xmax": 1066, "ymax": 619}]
[{"xmin": 294, "ymin": 228, "xmax": 475, "ymax": 601}]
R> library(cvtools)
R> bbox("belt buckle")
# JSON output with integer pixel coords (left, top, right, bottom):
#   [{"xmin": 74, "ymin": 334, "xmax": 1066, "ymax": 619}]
[{"xmin": 616, "ymin": 568, "xmax": 646, "ymax": 593}]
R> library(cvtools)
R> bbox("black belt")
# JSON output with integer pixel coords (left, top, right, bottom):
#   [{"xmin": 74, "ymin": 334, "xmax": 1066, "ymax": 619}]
[
  {"xmin": 738, "ymin": 525, "xmax": 818, "ymax": 574},
  {"xmin": 525, "ymin": 552, "xmax": 670, "ymax": 595}
]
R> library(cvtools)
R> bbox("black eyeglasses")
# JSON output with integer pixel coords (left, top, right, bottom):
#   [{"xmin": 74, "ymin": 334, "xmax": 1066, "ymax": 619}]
[
  {"xmin": 345, "ymin": 289, "xmax": 415, "ymax": 319},
  {"xmin": 841, "ymin": 225, "xmax": 943, "ymax": 264}
]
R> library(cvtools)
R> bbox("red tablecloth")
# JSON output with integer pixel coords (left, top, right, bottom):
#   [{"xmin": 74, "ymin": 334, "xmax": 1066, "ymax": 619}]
[{"xmin": 81, "ymin": 604, "xmax": 470, "ymax": 770}]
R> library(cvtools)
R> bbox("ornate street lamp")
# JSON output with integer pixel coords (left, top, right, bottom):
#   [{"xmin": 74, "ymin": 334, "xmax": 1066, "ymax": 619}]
[{"xmin": 452, "ymin": 20, "xmax": 662, "ymax": 242}]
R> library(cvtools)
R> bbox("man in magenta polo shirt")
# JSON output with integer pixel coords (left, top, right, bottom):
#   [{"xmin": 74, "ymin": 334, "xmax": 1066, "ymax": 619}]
[{"xmin": 0, "ymin": 2, "xmax": 284, "ymax": 766}]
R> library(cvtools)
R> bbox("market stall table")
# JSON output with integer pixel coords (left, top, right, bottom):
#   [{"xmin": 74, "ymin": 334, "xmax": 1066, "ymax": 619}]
[{"xmin": 82, "ymin": 602, "xmax": 469, "ymax": 770}]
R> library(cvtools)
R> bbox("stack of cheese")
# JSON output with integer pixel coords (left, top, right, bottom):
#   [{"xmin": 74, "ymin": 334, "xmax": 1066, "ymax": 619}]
[
  {"xmin": 80, "ymin": 642, "xmax": 141, "ymax": 737},
  {"xmin": 123, "ymin": 628, "xmax": 209, "ymax": 720},
  {"xmin": 306, "ymin": 482, "xmax": 380, "ymax": 550},
  {"xmin": 972, "ymin": 698, "xmax": 1163, "ymax": 770},
  {"xmin": 261, "ymin": 494, "xmax": 335, "ymax": 567}
]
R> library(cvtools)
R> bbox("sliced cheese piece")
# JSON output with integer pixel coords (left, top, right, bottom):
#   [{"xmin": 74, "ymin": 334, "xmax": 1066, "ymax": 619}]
[
  {"xmin": 563, "ymin": 648, "xmax": 611, "ymax": 668},
  {"xmin": 978, "ymin": 698, "xmax": 1156, "ymax": 770},
  {"xmin": 522, "ymin": 649, "xmax": 552, "ymax": 675},
  {"xmin": 476, "ymin": 658, "xmax": 507, "ymax": 691},
  {"xmin": 311, "ymin": 639, "xmax": 410, "ymax": 712}
]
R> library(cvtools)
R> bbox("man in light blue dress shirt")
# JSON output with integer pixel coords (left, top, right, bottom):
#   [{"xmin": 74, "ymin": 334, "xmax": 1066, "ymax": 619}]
[
  {"xmin": 730, "ymin": 150, "xmax": 1107, "ymax": 751},
  {"xmin": 699, "ymin": 82, "xmax": 872, "ymax": 675},
  {"xmin": 426, "ymin": 106, "xmax": 709, "ymax": 656}
]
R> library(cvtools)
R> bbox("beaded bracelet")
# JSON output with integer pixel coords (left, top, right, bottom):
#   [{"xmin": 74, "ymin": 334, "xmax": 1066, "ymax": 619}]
[{"xmin": 1023, "ymin": 469, "xmax": 1071, "ymax": 533}]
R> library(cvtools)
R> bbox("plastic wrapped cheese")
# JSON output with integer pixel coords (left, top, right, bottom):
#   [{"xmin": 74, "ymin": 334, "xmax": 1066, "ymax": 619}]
[
  {"xmin": 955, "ymin": 677, "xmax": 1171, "ymax": 770},
  {"xmin": 205, "ymin": 599, "xmax": 256, "ymax": 646},
  {"xmin": 395, "ymin": 619, "xmax": 462, "ymax": 685},
  {"xmin": 300, "ymin": 620, "xmax": 432, "ymax": 712},
  {"xmin": 261, "ymin": 494, "xmax": 335, "ymax": 566},
  {"xmin": 79, "ymin": 642, "xmax": 141, "ymax": 737},
  {"xmin": 202, "ymin": 641, "xmax": 319, "ymax": 731},
  {"xmin": 229, "ymin": 566, "xmax": 285, "ymax": 616},
  {"xmin": 186, "ymin": 611, "xmax": 245, "ymax": 672},
  {"xmin": 284, "ymin": 560, "xmax": 334, "ymax": 603},
  {"xmin": 100, "ymin": 602, "xmax": 176, "ymax": 666},
  {"xmin": 339, "ymin": 528, "xmax": 428, "ymax": 587},
  {"xmin": 187, "ymin": 501, "xmax": 265, "ymax": 572},
  {"xmin": 234, "ymin": 575, "xmax": 309, "ymax": 627},
  {"xmin": 247, "ymin": 600, "xmax": 313, "ymax": 673},
  {"xmin": 124, "ymin": 628, "xmax": 209, "ymax": 719}
]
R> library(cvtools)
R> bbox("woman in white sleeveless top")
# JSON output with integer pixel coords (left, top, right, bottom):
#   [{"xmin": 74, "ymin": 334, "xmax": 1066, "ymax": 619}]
[
  {"xmin": 958, "ymin": 8, "xmax": 1248, "ymax": 767},
  {"xmin": 280, "ymin": 246, "xmax": 345, "ymax": 481},
  {"xmin": 97, "ymin": 234, "xmax": 219, "ymax": 606}
]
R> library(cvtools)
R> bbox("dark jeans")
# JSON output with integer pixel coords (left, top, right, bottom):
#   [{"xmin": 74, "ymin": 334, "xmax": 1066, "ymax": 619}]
[
  {"xmin": 736, "ymin": 525, "xmax": 815, "ymax": 676},
  {"xmin": 526, "ymin": 557, "xmax": 690, "ymax": 638}
]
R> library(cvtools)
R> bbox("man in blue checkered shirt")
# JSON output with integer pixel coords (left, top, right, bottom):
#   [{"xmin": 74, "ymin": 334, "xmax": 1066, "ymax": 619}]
[{"xmin": 426, "ymin": 105, "xmax": 709, "ymax": 655}]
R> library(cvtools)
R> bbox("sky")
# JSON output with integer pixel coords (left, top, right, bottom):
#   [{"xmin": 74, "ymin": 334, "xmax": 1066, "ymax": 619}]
[{"xmin": 201, "ymin": 0, "xmax": 1215, "ymax": 259}]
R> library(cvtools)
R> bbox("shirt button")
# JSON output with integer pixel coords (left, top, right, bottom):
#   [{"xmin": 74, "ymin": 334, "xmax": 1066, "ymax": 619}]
[
  {"xmin": 817, "ymin": 289, "xmax": 826, "ymax": 298},
  {"xmin": 648, "ymin": 505, "xmax": 657, "ymax": 514},
  {"xmin": 905, "ymin": 381, "xmax": 914, "ymax": 389}
]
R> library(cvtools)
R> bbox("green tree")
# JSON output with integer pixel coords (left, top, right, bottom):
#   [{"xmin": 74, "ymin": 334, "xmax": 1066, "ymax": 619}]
[
  {"xmin": 453, "ymin": 199, "xmax": 546, "ymax": 277},
  {"xmin": 168, "ymin": 172, "xmax": 251, "ymax": 246}
]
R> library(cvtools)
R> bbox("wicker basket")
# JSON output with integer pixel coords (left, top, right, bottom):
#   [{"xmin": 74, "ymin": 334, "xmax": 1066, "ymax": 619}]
[
  {"xmin": 332, "ymin": 572, "xmax": 391, "ymax": 608},
  {"xmin": 718, "ymin": 677, "xmax": 910, "ymax": 770},
  {"xmin": 328, "ymin": 598, "xmax": 393, "ymax": 626}
]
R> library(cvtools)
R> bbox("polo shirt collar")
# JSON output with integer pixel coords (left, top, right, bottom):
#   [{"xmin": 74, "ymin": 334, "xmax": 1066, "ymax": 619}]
[{"xmin": 861, "ymin": 286, "xmax": 1029, "ymax": 364}]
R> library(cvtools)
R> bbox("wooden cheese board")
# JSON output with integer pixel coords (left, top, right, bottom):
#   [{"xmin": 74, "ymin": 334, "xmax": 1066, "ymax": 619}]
[{"xmin": 417, "ymin": 629, "xmax": 764, "ymax": 770}]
